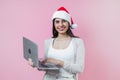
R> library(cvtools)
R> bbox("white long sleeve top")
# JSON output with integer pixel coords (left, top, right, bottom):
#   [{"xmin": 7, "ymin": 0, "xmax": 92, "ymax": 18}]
[{"xmin": 44, "ymin": 38, "xmax": 85, "ymax": 80}]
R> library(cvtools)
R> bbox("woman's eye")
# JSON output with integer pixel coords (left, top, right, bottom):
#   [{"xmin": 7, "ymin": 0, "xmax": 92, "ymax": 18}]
[
  {"xmin": 62, "ymin": 20, "xmax": 67, "ymax": 22},
  {"xmin": 55, "ymin": 20, "xmax": 59, "ymax": 23}
]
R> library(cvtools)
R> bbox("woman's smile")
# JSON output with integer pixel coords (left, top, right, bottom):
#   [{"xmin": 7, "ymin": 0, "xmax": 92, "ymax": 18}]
[{"xmin": 57, "ymin": 26, "xmax": 66, "ymax": 31}]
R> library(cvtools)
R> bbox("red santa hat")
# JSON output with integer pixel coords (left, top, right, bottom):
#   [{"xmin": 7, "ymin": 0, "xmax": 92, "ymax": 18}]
[{"xmin": 52, "ymin": 6, "xmax": 77, "ymax": 29}]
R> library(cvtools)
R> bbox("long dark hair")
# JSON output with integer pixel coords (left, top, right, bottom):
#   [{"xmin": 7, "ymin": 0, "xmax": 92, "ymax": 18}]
[{"xmin": 52, "ymin": 19, "xmax": 78, "ymax": 38}]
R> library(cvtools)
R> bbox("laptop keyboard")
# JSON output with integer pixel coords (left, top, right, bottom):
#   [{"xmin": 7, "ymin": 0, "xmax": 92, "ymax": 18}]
[
  {"xmin": 44, "ymin": 62, "xmax": 57, "ymax": 67},
  {"xmin": 38, "ymin": 60, "xmax": 56, "ymax": 68}
]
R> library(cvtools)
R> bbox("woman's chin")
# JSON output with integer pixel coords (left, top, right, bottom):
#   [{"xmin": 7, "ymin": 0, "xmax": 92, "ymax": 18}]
[{"xmin": 58, "ymin": 31, "xmax": 66, "ymax": 34}]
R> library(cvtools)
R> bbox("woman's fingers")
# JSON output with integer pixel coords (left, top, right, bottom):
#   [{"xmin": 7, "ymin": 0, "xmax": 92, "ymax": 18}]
[{"xmin": 28, "ymin": 58, "xmax": 35, "ymax": 67}]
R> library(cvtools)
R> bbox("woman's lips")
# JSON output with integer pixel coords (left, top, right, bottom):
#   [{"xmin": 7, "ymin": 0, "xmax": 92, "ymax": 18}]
[{"xmin": 58, "ymin": 26, "xmax": 66, "ymax": 31}]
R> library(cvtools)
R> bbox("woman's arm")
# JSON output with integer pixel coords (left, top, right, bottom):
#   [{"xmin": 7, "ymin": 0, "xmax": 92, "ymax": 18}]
[
  {"xmin": 63, "ymin": 38, "xmax": 85, "ymax": 74},
  {"xmin": 44, "ymin": 58, "xmax": 64, "ymax": 67}
]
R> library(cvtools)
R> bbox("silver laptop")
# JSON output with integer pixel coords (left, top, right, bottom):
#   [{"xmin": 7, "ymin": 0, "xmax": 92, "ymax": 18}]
[{"xmin": 23, "ymin": 37, "xmax": 59, "ymax": 71}]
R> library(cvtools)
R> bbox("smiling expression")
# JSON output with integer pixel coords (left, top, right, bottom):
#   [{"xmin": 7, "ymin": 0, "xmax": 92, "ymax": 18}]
[{"xmin": 54, "ymin": 18, "xmax": 69, "ymax": 34}]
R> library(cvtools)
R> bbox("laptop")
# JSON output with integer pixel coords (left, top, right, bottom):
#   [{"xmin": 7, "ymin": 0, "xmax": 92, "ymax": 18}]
[{"xmin": 23, "ymin": 37, "xmax": 59, "ymax": 71}]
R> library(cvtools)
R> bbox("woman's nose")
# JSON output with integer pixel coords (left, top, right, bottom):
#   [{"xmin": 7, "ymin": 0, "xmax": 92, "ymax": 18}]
[{"xmin": 59, "ymin": 21, "xmax": 63, "ymax": 26}]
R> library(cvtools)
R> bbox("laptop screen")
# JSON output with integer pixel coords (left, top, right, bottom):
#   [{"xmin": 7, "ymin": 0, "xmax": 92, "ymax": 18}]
[{"xmin": 23, "ymin": 37, "xmax": 39, "ymax": 67}]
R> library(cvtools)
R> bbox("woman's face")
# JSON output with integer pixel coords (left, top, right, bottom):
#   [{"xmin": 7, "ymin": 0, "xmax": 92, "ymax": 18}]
[{"xmin": 54, "ymin": 18, "xmax": 69, "ymax": 34}]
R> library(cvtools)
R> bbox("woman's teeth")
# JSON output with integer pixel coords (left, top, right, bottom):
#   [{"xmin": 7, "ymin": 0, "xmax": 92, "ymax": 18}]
[{"xmin": 59, "ymin": 26, "xmax": 65, "ymax": 31}]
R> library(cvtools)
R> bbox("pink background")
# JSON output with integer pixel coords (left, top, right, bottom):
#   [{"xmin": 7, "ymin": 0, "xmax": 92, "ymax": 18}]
[{"xmin": 0, "ymin": 0, "xmax": 120, "ymax": 80}]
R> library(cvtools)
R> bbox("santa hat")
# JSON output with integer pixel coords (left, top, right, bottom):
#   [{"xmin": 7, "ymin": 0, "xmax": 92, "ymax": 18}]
[{"xmin": 52, "ymin": 6, "xmax": 77, "ymax": 29}]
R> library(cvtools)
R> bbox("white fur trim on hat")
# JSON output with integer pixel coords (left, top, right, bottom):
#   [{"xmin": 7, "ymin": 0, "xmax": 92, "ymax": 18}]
[
  {"xmin": 71, "ymin": 24, "xmax": 78, "ymax": 29},
  {"xmin": 52, "ymin": 11, "xmax": 71, "ymax": 25}
]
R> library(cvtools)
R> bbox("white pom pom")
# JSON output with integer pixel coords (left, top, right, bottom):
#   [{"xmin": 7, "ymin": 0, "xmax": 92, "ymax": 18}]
[{"xmin": 71, "ymin": 24, "xmax": 78, "ymax": 29}]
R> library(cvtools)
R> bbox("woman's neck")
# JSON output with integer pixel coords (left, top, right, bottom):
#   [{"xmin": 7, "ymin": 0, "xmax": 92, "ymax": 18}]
[{"xmin": 57, "ymin": 33, "xmax": 70, "ymax": 39}]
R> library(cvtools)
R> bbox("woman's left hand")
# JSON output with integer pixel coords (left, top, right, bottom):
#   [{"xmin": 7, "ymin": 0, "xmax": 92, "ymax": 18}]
[{"xmin": 44, "ymin": 58, "xmax": 64, "ymax": 67}]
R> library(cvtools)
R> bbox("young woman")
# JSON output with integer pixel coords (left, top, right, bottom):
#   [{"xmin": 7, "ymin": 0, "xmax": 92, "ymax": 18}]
[{"xmin": 29, "ymin": 7, "xmax": 85, "ymax": 80}]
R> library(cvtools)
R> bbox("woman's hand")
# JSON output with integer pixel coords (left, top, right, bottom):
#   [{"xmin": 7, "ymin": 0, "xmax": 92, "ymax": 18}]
[
  {"xmin": 28, "ymin": 58, "xmax": 35, "ymax": 68},
  {"xmin": 43, "ymin": 58, "xmax": 64, "ymax": 67}
]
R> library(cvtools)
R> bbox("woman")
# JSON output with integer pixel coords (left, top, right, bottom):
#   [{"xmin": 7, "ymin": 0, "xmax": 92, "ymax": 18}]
[{"xmin": 29, "ymin": 7, "xmax": 85, "ymax": 80}]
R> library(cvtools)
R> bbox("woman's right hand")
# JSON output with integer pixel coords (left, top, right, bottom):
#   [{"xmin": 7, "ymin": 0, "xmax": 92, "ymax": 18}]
[{"xmin": 28, "ymin": 58, "xmax": 35, "ymax": 68}]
